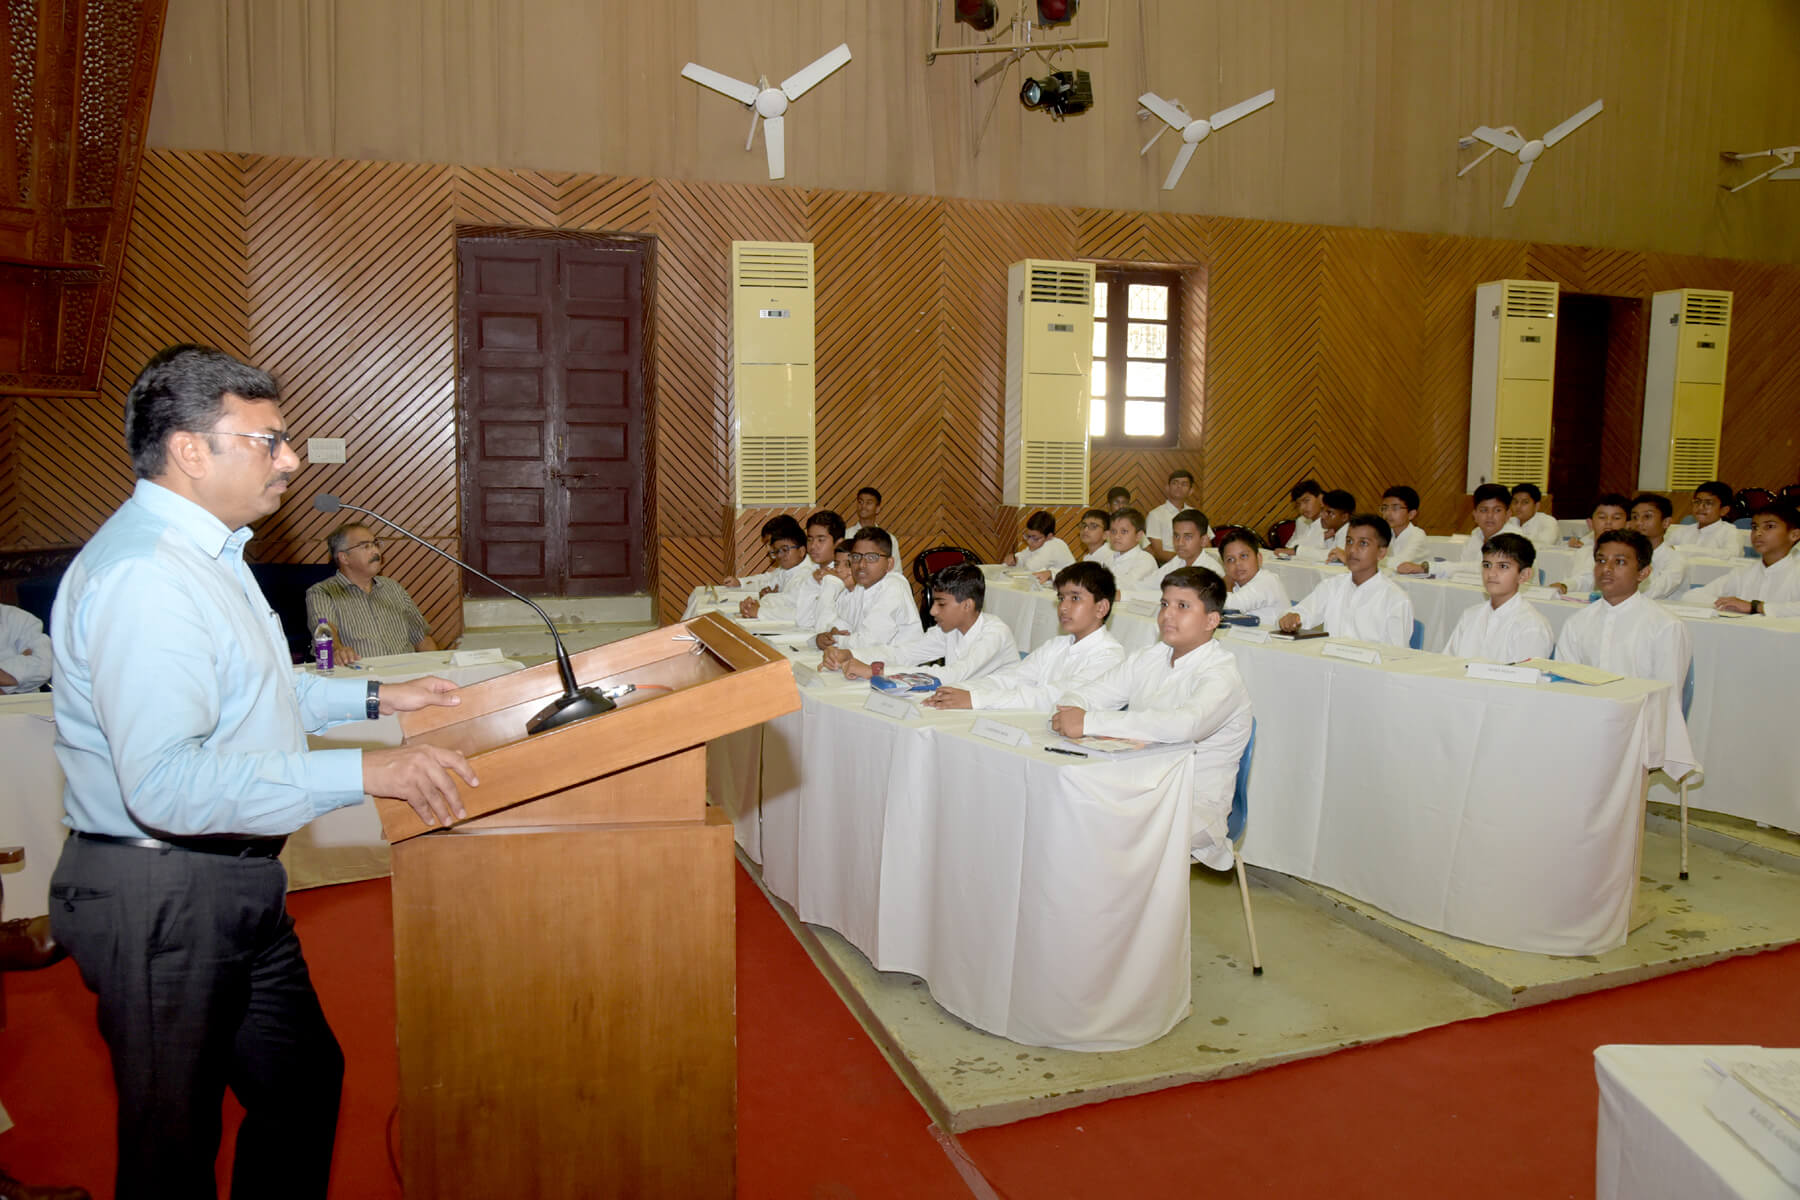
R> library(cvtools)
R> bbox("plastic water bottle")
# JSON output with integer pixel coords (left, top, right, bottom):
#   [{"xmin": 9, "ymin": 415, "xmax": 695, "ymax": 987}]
[{"xmin": 312, "ymin": 618, "xmax": 335, "ymax": 673}]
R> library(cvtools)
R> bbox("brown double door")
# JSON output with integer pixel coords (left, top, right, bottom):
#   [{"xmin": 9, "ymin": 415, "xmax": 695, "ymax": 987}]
[{"xmin": 457, "ymin": 235, "xmax": 647, "ymax": 596}]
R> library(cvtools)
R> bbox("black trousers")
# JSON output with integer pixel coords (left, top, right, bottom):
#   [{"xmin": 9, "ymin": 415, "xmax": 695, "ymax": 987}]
[{"xmin": 48, "ymin": 835, "xmax": 344, "ymax": 1200}]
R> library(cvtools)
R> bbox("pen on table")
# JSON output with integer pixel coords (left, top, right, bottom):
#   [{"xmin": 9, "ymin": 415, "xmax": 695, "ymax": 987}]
[{"xmin": 1043, "ymin": 746, "xmax": 1086, "ymax": 757}]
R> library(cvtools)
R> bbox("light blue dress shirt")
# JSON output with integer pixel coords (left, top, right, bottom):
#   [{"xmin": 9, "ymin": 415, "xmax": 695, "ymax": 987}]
[{"xmin": 53, "ymin": 479, "xmax": 369, "ymax": 838}]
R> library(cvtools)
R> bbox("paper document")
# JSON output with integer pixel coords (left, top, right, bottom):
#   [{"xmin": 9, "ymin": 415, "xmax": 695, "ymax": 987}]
[{"xmin": 1516, "ymin": 658, "xmax": 1622, "ymax": 686}]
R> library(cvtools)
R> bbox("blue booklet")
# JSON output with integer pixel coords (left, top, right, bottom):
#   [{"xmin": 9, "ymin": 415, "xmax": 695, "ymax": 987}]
[{"xmin": 869, "ymin": 672, "xmax": 941, "ymax": 695}]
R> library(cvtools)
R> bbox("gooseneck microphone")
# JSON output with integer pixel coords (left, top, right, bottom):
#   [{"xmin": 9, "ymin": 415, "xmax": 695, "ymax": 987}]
[{"xmin": 314, "ymin": 494, "xmax": 614, "ymax": 735}]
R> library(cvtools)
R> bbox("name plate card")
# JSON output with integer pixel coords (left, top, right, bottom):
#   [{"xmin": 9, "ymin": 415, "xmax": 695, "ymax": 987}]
[
  {"xmin": 1229, "ymin": 628, "xmax": 1271, "ymax": 644},
  {"xmin": 863, "ymin": 691, "xmax": 919, "ymax": 721},
  {"xmin": 1321, "ymin": 642, "xmax": 1382, "ymax": 665},
  {"xmin": 1464, "ymin": 661, "xmax": 1544, "ymax": 685},
  {"xmin": 970, "ymin": 718, "xmax": 1033, "ymax": 748},
  {"xmin": 448, "ymin": 647, "xmax": 506, "ymax": 666}
]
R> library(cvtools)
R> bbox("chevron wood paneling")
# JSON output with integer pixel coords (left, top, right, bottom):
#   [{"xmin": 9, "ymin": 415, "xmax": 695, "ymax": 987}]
[{"xmin": 11, "ymin": 147, "xmax": 1797, "ymax": 638}]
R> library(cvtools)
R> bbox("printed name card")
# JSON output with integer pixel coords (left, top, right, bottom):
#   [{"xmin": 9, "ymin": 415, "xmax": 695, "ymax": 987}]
[
  {"xmin": 449, "ymin": 647, "xmax": 506, "ymax": 666},
  {"xmin": 1229, "ymin": 628, "xmax": 1271, "ymax": 644},
  {"xmin": 970, "ymin": 718, "xmax": 1033, "ymax": 748},
  {"xmin": 863, "ymin": 691, "xmax": 918, "ymax": 721},
  {"xmin": 1321, "ymin": 642, "xmax": 1382, "ymax": 665},
  {"xmin": 1464, "ymin": 661, "xmax": 1544, "ymax": 685}
]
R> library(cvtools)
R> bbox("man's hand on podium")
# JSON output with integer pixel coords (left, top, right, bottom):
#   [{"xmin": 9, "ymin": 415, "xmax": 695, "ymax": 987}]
[
  {"xmin": 365, "ymin": 745, "xmax": 477, "ymax": 828},
  {"xmin": 376, "ymin": 676, "xmax": 462, "ymax": 716}
]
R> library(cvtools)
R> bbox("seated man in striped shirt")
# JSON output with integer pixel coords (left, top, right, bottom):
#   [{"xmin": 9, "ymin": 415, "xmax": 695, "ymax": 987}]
[{"xmin": 305, "ymin": 522, "xmax": 437, "ymax": 663}]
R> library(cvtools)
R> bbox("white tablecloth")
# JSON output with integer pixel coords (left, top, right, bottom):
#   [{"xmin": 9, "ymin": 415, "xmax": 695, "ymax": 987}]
[
  {"xmin": 716, "ymin": 657, "xmax": 1200, "ymax": 1051},
  {"xmin": 1596, "ymin": 1044, "xmax": 1800, "ymax": 1200},
  {"xmin": 980, "ymin": 581, "xmax": 1686, "ymax": 955},
  {"xmin": 0, "ymin": 652, "xmax": 521, "ymax": 913}
]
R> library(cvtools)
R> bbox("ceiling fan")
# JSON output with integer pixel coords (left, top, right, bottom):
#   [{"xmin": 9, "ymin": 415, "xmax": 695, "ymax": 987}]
[
  {"xmin": 681, "ymin": 44, "xmax": 853, "ymax": 180},
  {"xmin": 1457, "ymin": 99, "xmax": 1604, "ymax": 208},
  {"xmin": 1137, "ymin": 89, "xmax": 1275, "ymax": 190},
  {"xmin": 1719, "ymin": 146, "xmax": 1800, "ymax": 193}
]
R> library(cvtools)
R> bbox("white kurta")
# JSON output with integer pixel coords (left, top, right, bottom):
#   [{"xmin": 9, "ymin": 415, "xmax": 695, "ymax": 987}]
[
  {"xmin": 761, "ymin": 564, "xmax": 843, "ymax": 630},
  {"xmin": 838, "ymin": 572, "xmax": 918, "ymax": 649},
  {"xmin": 1639, "ymin": 541, "xmax": 1689, "ymax": 601},
  {"xmin": 1555, "ymin": 592, "xmax": 1692, "ymax": 690},
  {"xmin": 1290, "ymin": 571, "xmax": 1416, "ymax": 648},
  {"xmin": 1290, "ymin": 513, "xmax": 1319, "ymax": 549},
  {"xmin": 1058, "ymin": 638, "xmax": 1253, "ymax": 866},
  {"xmin": 1443, "ymin": 592, "xmax": 1555, "ymax": 663},
  {"xmin": 0, "ymin": 603, "xmax": 52, "ymax": 694},
  {"xmin": 1223, "ymin": 569, "xmax": 1290, "ymax": 625},
  {"xmin": 1386, "ymin": 523, "xmax": 1427, "ymax": 567},
  {"xmin": 1014, "ymin": 537, "xmax": 1075, "ymax": 573},
  {"xmin": 1686, "ymin": 550, "xmax": 1800, "ymax": 612},
  {"xmin": 855, "ymin": 611, "xmax": 1020, "ymax": 686},
  {"xmin": 1665, "ymin": 519, "xmax": 1739, "ymax": 556},
  {"xmin": 1428, "ymin": 529, "xmax": 1487, "ymax": 580},
  {"xmin": 1558, "ymin": 552, "xmax": 1599, "ymax": 596},
  {"xmin": 1510, "ymin": 511, "xmax": 1559, "ymax": 551},
  {"xmin": 963, "ymin": 626, "xmax": 1126, "ymax": 711},
  {"xmin": 1106, "ymin": 545, "xmax": 1160, "ymax": 588},
  {"xmin": 1145, "ymin": 501, "xmax": 1179, "ymax": 550}
]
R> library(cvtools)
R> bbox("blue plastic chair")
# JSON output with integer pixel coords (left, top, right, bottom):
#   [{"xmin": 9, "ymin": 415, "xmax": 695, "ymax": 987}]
[
  {"xmin": 1221, "ymin": 720, "xmax": 1263, "ymax": 976},
  {"xmin": 1408, "ymin": 619, "xmax": 1424, "ymax": 651}
]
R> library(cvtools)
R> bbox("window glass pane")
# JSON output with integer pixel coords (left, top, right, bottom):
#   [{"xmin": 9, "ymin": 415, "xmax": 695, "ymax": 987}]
[
  {"xmin": 1124, "ymin": 401, "xmax": 1166, "ymax": 437},
  {"xmin": 1128, "ymin": 283, "xmax": 1168, "ymax": 320},
  {"xmin": 1089, "ymin": 393, "xmax": 1106, "ymax": 436},
  {"xmin": 1126, "ymin": 322, "xmax": 1166, "ymax": 359},
  {"xmin": 1089, "ymin": 360, "xmax": 1107, "ymax": 397},
  {"xmin": 1092, "ymin": 320, "xmax": 1107, "ymax": 359},
  {"xmin": 1125, "ymin": 360, "xmax": 1165, "ymax": 397},
  {"xmin": 1092, "ymin": 281, "xmax": 1108, "ymax": 319}
]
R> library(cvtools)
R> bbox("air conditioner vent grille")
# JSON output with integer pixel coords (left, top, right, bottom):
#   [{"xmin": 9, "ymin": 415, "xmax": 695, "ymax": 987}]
[
  {"xmin": 1495, "ymin": 436, "xmax": 1548, "ymax": 489},
  {"xmin": 1026, "ymin": 265, "xmax": 1093, "ymax": 306},
  {"xmin": 733, "ymin": 244, "xmax": 813, "ymax": 289},
  {"xmin": 1680, "ymin": 291, "xmax": 1732, "ymax": 327},
  {"xmin": 738, "ymin": 435, "xmax": 813, "ymax": 505},
  {"xmin": 1019, "ymin": 441, "xmax": 1088, "ymax": 505},
  {"xmin": 1500, "ymin": 281, "xmax": 1558, "ymax": 319},
  {"xmin": 1669, "ymin": 437, "xmax": 1719, "ymax": 489}
]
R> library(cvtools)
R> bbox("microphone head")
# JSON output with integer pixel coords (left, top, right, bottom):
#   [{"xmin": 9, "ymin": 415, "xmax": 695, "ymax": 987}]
[{"xmin": 313, "ymin": 494, "xmax": 341, "ymax": 513}]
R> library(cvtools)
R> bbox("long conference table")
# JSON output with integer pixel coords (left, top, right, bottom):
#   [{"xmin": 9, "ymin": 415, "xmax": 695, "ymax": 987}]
[
  {"xmin": 0, "ymin": 651, "xmax": 521, "ymax": 917},
  {"xmin": 1263, "ymin": 558, "xmax": 1800, "ymax": 830}
]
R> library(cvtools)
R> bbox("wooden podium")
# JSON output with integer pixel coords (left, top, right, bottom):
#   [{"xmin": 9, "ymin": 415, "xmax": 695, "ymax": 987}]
[{"xmin": 379, "ymin": 614, "xmax": 798, "ymax": 1198}]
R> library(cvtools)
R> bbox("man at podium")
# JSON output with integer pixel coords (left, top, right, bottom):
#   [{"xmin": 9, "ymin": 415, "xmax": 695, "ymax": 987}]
[{"xmin": 47, "ymin": 346, "xmax": 479, "ymax": 1199}]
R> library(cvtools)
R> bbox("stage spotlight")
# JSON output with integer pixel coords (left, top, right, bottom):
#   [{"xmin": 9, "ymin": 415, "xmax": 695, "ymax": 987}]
[
  {"xmin": 1019, "ymin": 69, "xmax": 1093, "ymax": 119},
  {"xmin": 954, "ymin": 0, "xmax": 998, "ymax": 31},
  {"xmin": 1036, "ymin": 0, "xmax": 1078, "ymax": 23}
]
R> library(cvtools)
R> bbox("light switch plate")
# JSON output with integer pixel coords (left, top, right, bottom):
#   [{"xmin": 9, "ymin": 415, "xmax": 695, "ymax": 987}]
[{"xmin": 307, "ymin": 437, "xmax": 346, "ymax": 464}]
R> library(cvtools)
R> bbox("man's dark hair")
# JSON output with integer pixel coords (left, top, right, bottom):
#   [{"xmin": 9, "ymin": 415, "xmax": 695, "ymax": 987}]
[
  {"xmin": 834, "ymin": 538, "xmax": 854, "ymax": 554},
  {"xmin": 1693, "ymin": 480, "xmax": 1733, "ymax": 507},
  {"xmin": 763, "ymin": 515, "xmax": 806, "ymax": 547},
  {"xmin": 1594, "ymin": 492, "xmax": 1632, "ymax": 514},
  {"xmin": 1053, "ymin": 561, "xmax": 1116, "ymax": 614},
  {"xmin": 1510, "ymin": 482, "xmax": 1543, "ymax": 502},
  {"xmin": 1752, "ymin": 498, "xmax": 1800, "ymax": 531},
  {"xmin": 1596, "ymin": 528, "xmax": 1653, "ymax": 569},
  {"xmin": 325, "ymin": 522, "xmax": 371, "ymax": 560},
  {"xmin": 1172, "ymin": 507, "xmax": 1209, "ymax": 532},
  {"xmin": 1383, "ymin": 485, "xmax": 1420, "ymax": 511},
  {"xmin": 1160, "ymin": 565, "xmax": 1227, "ymax": 613},
  {"xmin": 1105, "ymin": 485, "xmax": 1132, "ymax": 504},
  {"xmin": 1322, "ymin": 489, "xmax": 1356, "ymax": 513},
  {"xmin": 1215, "ymin": 527, "xmax": 1262, "ymax": 556},
  {"xmin": 1631, "ymin": 493, "xmax": 1674, "ymax": 520},
  {"xmin": 1025, "ymin": 510, "xmax": 1057, "ymax": 536},
  {"xmin": 1345, "ymin": 514, "xmax": 1391, "ymax": 546},
  {"xmin": 930, "ymin": 562, "xmax": 985, "ymax": 611},
  {"xmin": 856, "ymin": 486, "xmax": 883, "ymax": 504},
  {"xmin": 1472, "ymin": 483, "xmax": 1511, "ymax": 508},
  {"xmin": 1290, "ymin": 479, "xmax": 1323, "ymax": 501},
  {"xmin": 124, "ymin": 345, "xmax": 281, "ymax": 478},
  {"xmin": 1081, "ymin": 507, "xmax": 1111, "ymax": 526},
  {"xmin": 1168, "ymin": 468, "xmax": 1194, "ymax": 484},
  {"xmin": 1111, "ymin": 507, "xmax": 1146, "ymax": 533},
  {"xmin": 850, "ymin": 526, "xmax": 893, "ymax": 557},
  {"xmin": 806, "ymin": 509, "xmax": 846, "ymax": 541},
  {"xmin": 1482, "ymin": 531, "xmax": 1537, "ymax": 568}
]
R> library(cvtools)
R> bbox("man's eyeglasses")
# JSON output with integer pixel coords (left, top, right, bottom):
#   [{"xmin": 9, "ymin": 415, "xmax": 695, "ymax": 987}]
[
  {"xmin": 341, "ymin": 539, "xmax": 384, "ymax": 554},
  {"xmin": 846, "ymin": 552, "xmax": 888, "ymax": 564},
  {"xmin": 768, "ymin": 544, "xmax": 803, "ymax": 558},
  {"xmin": 209, "ymin": 429, "xmax": 297, "ymax": 460}
]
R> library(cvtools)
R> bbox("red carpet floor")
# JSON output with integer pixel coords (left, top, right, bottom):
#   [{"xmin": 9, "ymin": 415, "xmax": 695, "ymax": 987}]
[{"xmin": 3, "ymin": 866, "xmax": 1798, "ymax": 1198}]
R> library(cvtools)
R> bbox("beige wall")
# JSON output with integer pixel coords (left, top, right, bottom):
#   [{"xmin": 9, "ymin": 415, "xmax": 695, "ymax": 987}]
[{"xmin": 147, "ymin": 0, "xmax": 1800, "ymax": 263}]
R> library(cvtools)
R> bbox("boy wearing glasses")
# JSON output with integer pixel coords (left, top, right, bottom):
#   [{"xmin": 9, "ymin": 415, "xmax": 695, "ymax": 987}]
[
  {"xmin": 305, "ymin": 522, "xmax": 437, "ymax": 662},
  {"xmin": 814, "ymin": 528, "xmax": 916, "ymax": 652}
]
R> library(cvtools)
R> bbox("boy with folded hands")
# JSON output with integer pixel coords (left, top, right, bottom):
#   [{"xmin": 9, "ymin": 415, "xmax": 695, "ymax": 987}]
[
  {"xmin": 823, "ymin": 562, "xmax": 1018, "ymax": 685},
  {"xmin": 1051, "ymin": 566, "xmax": 1253, "ymax": 869},
  {"xmin": 1443, "ymin": 532, "xmax": 1554, "ymax": 662},
  {"xmin": 926, "ymin": 561, "xmax": 1123, "ymax": 710}
]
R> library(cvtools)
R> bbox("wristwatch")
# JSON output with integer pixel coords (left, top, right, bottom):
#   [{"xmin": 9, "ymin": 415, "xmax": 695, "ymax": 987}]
[
  {"xmin": 1752, "ymin": 600, "xmax": 1765, "ymax": 616},
  {"xmin": 367, "ymin": 680, "xmax": 382, "ymax": 720}
]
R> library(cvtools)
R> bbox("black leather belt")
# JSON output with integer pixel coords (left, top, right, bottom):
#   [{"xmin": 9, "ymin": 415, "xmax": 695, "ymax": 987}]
[{"xmin": 74, "ymin": 830, "xmax": 287, "ymax": 859}]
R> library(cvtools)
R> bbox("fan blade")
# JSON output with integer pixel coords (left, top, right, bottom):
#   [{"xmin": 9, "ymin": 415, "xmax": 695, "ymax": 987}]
[
  {"xmin": 682, "ymin": 63, "xmax": 760, "ymax": 106},
  {"xmin": 1470, "ymin": 126, "xmax": 1525, "ymax": 154},
  {"xmin": 746, "ymin": 108, "xmax": 761, "ymax": 152},
  {"xmin": 1456, "ymin": 145, "xmax": 1500, "ymax": 178},
  {"xmin": 1503, "ymin": 159, "xmax": 1533, "ymax": 208},
  {"xmin": 1163, "ymin": 141, "xmax": 1198, "ymax": 191},
  {"xmin": 1138, "ymin": 92, "xmax": 1190, "ymax": 132},
  {"xmin": 781, "ymin": 43, "xmax": 851, "ymax": 100},
  {"xmin": 1542, "ymin": 99, "xmax": 1603, "ymax": 147},
  {"xmin": 764, "ymin": 114, "xmax": 786, "ymax": 179},
  {"xmin": 1208, "ymin": 88, "xmax": 1275, "ymax": 130},
  {"xmin": 1771, "ymin": 168, "xmax": 1800, "ymax": 181}
]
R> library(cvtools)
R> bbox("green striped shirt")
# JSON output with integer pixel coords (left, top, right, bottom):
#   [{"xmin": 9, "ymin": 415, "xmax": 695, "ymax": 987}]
[{"xmin": 304, "ymin": 572, "xmax": 429, "ymax": 658}]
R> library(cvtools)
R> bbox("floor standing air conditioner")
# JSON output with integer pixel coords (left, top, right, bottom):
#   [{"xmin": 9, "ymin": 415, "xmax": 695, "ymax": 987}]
[
  {"xmin": 731, "ymin": 241, "xmax": 816, "ymax": 506},
  {"xmin": 1467, "ymin": 279, "xmax": 1557, "ymax": 493},
  {"xmin": 1004, "ymin": 259, "xmax": 1095, "ymax": 506},
  {"xmin": 1639, "ymin": 289, "xmax": 1731, "ymax": 492}
]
